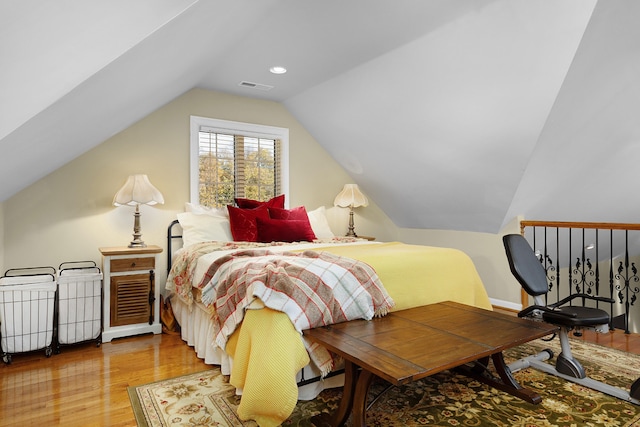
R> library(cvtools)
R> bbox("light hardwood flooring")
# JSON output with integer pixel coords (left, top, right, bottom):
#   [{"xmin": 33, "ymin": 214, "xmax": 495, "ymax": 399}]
[
  {"xmin": 0, "ymin": 333, "xmax": 206, "ymax": 427},
  {"xmin": 1, "ymin": 326, "xmax": 640, "ymax": 426}
]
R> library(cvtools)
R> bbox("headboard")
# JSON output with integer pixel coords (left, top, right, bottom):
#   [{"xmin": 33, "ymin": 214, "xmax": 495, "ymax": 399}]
[{"xmin": 167, "ymin": 219, "xmax": 183, "ymax": 274}]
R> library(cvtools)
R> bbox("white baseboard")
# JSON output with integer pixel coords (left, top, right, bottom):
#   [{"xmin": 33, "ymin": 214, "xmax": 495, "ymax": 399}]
[{"xmin": 490, "ymin": 297, "xmax": 522, "ymax": 312}]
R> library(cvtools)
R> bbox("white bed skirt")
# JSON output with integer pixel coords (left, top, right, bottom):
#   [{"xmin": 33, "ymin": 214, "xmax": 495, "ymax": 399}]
[{"xmin": 170, "ymin": 295, "xmax": 344, "ymax": 400}]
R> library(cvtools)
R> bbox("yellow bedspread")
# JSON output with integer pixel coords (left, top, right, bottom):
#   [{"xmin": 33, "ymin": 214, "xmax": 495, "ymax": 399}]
[
  {"xmin": 224, "ymin": 242, "xmax": 492, "ymax": 426},
  {"xmin": 313, "ymin": 242, "xmax": 492, "ymax": 311}
]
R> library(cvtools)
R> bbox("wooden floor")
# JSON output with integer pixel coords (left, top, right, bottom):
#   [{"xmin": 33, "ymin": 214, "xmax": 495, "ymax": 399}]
[
  {"xmin": 0, "ymin": 333, "xmax": 207, "ymax": 427},
  {"xmin": 1, "ymin": 328, "xmax": 640, "ymax": 427}
]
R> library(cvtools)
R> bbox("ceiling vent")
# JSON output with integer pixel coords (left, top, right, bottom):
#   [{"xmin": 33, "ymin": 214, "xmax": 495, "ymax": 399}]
[{"xmin": 238, "ymin": 81, "xmax": 274, "ymax": 91}]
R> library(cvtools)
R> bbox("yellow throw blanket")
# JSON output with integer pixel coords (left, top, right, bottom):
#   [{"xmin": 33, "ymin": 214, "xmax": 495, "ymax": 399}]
[
  {"xmin": 225, "ymin": 242, "xmax": 492, "ymax": 426},
  {"xmin": 225, "ymin": 308, "xmax": 309, "ymax": 427}
]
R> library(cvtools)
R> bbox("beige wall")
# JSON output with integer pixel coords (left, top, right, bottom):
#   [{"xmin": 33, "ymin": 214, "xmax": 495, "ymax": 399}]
[
  {"xmin": 1, "ymin": 88, "xmax": 396, "ymax": 285},
  {"xmin": 1, "ymin": 88, "xmax": 522, "ymax": 307},
  {"xmin": 0, "ymin": 203, "xmax": 4, "ymax": 274}
]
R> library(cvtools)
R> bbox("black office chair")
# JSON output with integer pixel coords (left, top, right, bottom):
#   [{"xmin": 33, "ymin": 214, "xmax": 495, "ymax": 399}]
[{"xmin": 502, "ymin": 233, "xmax": 640, "ymax": 404}]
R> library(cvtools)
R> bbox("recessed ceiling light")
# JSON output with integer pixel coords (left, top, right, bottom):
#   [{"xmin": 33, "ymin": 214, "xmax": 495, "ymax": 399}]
[{"xmin": 269, "ymin": 66, "xmax": 287, "ymax": 74}]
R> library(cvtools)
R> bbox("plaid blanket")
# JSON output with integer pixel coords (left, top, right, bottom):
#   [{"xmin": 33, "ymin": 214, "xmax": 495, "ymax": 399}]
[
  {"xmin": 166, "ymin": 241, "xmax": 273, "ymax": 306},
  {"xmin": 165, "ymin": 237, "xmax": 365, "ymax": 307},
  {"xmin": 200, "ymin": 249, "xmax": 394, "ymax": 373}
]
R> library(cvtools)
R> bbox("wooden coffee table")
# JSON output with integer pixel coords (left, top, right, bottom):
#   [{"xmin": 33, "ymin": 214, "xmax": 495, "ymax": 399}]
[{"xmin": 304, "ymin": 301, "xmax": 557, "ymax": 427}]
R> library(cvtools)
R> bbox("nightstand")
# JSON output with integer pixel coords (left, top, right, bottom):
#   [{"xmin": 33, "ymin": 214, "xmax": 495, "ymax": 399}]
[
  {"xmin": 99, "ymin": 245, "xmax": 163, "ymax": 342},
  {"xmin": 358, "ymin": 236, "xmax": 376, "ymax": 241}
]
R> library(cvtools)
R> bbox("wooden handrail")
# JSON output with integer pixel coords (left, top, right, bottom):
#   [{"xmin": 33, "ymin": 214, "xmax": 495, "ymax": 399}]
[{"xmin": 520, "ymin": 220, "xmax": 640, "ymax": 235}]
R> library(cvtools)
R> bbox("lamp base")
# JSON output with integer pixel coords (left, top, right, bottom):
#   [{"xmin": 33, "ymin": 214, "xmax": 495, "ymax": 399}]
[
  {"xmin": 345, "ymin": 207, "xmax": 358, "ymax": 238},
  {"xmin": 128, "ymin": 240, "xmax": 147, "ymax": 248},
  {"xmin": 128, "ymin": 204, "xmax": 147, "ymax": 248}
]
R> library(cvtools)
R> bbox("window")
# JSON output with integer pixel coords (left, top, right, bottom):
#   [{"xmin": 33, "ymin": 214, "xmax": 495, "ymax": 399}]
[{"xmin": 190, "ymin": 116, "xmax": 289, "ymax": 207}]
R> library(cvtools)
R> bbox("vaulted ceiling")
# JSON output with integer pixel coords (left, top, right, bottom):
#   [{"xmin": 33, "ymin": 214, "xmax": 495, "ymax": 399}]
[{"xmin": 3, "ymin": 0, "xmax": 640, "ymax": 233}]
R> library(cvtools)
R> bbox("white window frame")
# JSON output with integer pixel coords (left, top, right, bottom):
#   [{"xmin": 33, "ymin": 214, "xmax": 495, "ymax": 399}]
[{"xmin": 190, "ymin": 116, "xmax": 289, "ymax": 207}]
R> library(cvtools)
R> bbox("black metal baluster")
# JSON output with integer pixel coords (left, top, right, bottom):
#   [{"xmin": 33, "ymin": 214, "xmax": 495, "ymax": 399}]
[
  {"xmin": 609, "ymin": 230, "xmax": 615, "ymax": 330},
  {"xmin": 568, "ymin": 228, "xmax": 573, "ymax": 306},
  {"xmin": 595, "ymin": 231, "xmax": 600, "ymax": 307}
]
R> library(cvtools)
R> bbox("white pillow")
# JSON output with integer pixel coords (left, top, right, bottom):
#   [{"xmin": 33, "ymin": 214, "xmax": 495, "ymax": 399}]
[
  {"xmin": 307, "ymin": 206, "xmax": 335, "ymax": 238},
  {"xmin": 184, "ymin": 202, "xmax": 229, "ymax": 218},
  {"xmin": 177, "ymin": 212, "xmax": 233, "ymax": 247}
]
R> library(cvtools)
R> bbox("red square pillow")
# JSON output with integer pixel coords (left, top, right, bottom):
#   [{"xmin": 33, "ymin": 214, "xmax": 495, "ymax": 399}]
[
  {"xmin": 256, "ymin": 217, "xmax": 317, "ymax": 243},
  {"xmin": 268, "ymin": 206, "xmax": 309, "ymax": 220},
  {"xmin": 235, "ymin": 194, "xmax": 285, "ymax": 209},
  {"xmin": 227, "ymin": 205, "xmax": 270, "ymax": 242}
]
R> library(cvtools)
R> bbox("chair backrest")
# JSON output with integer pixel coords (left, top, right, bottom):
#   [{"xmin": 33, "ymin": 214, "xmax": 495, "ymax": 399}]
[{"xmin": 502, "ymin": 234, "xmax": 549, "ymax": 297}]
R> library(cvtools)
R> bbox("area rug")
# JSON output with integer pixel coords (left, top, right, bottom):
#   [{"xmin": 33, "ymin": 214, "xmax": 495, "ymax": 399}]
[{"xmin": 129, "ymin": 338, "xmax": 640, "ymax": 426}]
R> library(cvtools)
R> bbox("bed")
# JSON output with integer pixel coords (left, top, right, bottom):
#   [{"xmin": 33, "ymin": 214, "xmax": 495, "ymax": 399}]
[{"xmin": 164, "ymin": 200, "xmax": 492, "ymax": 427}]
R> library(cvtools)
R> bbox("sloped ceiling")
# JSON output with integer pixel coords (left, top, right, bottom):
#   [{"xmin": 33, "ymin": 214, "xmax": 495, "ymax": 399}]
[{"xmin": 2, "ymin": 0, "xmax": 640, "ymax": 233}]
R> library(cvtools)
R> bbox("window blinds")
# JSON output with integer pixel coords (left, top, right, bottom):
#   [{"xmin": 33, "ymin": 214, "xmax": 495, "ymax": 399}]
[{"xmin": 198, "ymin": 129, "xmax": 280, "ymax": 207}]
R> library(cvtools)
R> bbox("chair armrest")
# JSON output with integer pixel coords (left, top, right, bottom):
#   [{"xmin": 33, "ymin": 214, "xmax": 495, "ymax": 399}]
[
  {"xmin": 550, "ymin": 293, "xmax": 615, "ymax": 308},
  {"xmin": 518, "ymin": 305, "xmax": 577, "ymax": 318}
]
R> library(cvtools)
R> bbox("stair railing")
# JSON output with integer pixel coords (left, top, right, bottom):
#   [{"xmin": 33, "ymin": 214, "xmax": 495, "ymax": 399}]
[{"xmin": 520, "ymin": 220, "xmax": 640, "ymax": 334}]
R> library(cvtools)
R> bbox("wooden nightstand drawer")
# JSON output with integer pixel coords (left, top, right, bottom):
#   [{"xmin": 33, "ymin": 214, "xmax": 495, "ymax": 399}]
[{"xmin": 110, "ymin": 257, "xmax": 155, "ymax": 273}]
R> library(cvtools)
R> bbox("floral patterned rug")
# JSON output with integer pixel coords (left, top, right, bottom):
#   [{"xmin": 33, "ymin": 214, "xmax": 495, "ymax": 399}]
[{"xmin": 129, "ymin": 338, "xmax": 640, "ymax": 426}]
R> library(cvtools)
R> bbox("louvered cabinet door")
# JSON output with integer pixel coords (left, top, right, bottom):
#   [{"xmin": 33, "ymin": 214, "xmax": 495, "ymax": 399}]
[
  {"xmin": 99, "ymin": 245, "xmax": 163, "ymax": 342},
  {"xmin": 110, "ymin": 272, "xmax": 153, "ymax": 327}
]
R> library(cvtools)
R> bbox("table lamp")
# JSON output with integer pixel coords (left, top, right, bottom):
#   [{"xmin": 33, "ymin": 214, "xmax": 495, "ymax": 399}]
[
  {"xmin": 113, "ymin": 174, "xmax": 164, "ymax": 247},
  {"xmin": 334, "ymin": 184, "xmax": 368, "ymax": 237}
]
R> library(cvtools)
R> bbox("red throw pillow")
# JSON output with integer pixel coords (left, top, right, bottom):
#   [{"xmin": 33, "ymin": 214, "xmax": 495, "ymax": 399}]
[
  {"xmin": 256, "ymin": 217, "xmax": 317, "ymax": 243},
  {"xmin": 268, "ymin": 206, "xmax": 309, "ymax": 220},
  {"xmin": 227, "ymin": 205, "xmax": 270, "ymax": 242},
  {"xmin": 235, "ymin": 194, "xmax": 285, "ymax": 209}
]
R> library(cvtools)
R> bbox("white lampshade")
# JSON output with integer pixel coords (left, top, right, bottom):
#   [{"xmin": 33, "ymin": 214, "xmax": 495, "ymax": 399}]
[
  {"xmin": 334, "ymin": 184, "xmax": 368, "ymax": 208},
  {"xmin": 113, "ymin": 174, "xmax": 164, "ymax": 206}
]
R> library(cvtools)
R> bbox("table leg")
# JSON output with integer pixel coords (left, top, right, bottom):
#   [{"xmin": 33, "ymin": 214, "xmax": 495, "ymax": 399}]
[
  {"xmin": 352, "ymin": 369, "xmax": 374, "ymax": 427},
  {"xmin": 311, "ymin": 360, "xmax": 359, "ymax": 427},
  {"xmin": 490, "ymin": 352, "xmax": 542, "ymax": 404},
  {"xmin": 456, "ymin": 352, "xmax": 542, "ymax": 404}
]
